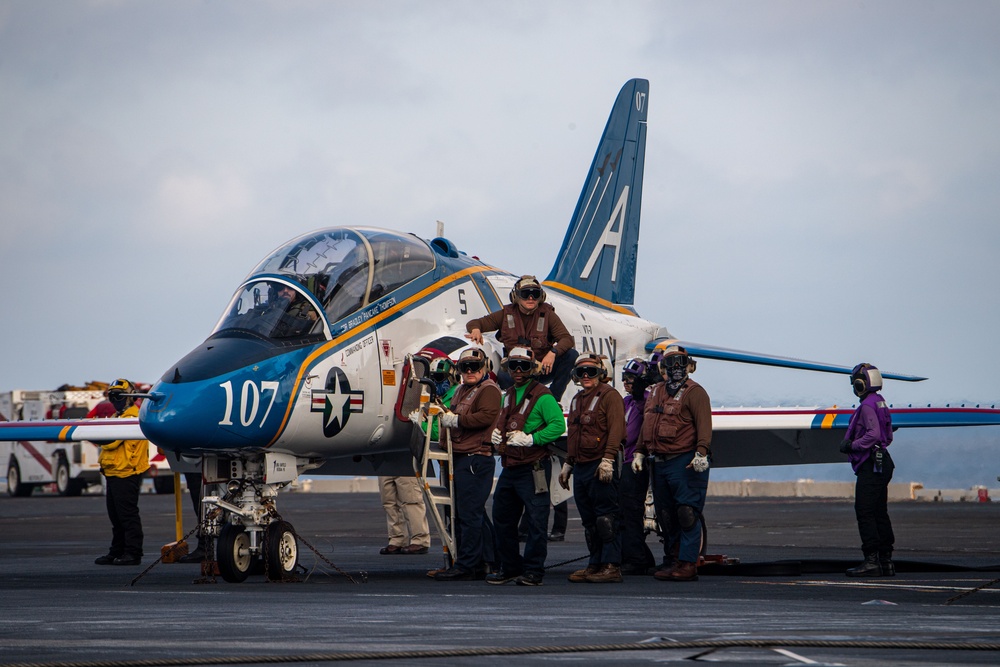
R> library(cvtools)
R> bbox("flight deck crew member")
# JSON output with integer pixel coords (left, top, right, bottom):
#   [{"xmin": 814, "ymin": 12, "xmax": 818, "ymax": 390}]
[
  {"xmin": 635, "ymin": 345, "xmax": 712, "ymax": 582},
  {"xmin": 487, "ymin": 347, "xmax": 567, "ymax": 586},
  {"xmin": 841, "ymin": 363, "xmax": 896, "ymax": 577},
  {"xmin": 619, "ymin": 358, "xmax": 657, "ymax": 575},
  {"xmin": 432, "ymin": 348, "xmax": 502, "ymax": 581},
  {"xmin": 94, "ymin": 379, "xmax": 149, "ymax": 566},
  {"xmin": 560, "ymin": 353, "xmax": 626, "ymax": 584},
  {"xmin": 465, "ymin": 275, "xmax": 578, "ymax": 400}
]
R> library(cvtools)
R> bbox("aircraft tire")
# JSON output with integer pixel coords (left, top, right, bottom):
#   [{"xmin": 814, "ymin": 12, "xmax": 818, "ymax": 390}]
[
  {"xmin": 7, "ymin": 460, "xmax": 34, "ymax": 497},
  {"xmin": 218, "ymin": 524, "xmax": 252, "ymax": 583},
  {"xmin": 264, "ymin": 520, "xmax": 298, "ymax": 581}
]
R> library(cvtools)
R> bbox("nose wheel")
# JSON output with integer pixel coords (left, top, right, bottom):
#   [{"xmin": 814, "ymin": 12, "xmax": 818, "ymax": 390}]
[
  {"xmin": 265, "ymin": 520, "xmax": 298, "ymax": 580},
  {"xmin": 217, "ymin": 524, "xmax": 253, "ymax": 583}
]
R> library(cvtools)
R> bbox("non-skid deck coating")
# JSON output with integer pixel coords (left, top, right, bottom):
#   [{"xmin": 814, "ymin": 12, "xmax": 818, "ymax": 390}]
[{"xmin": 2, "ymin": 492, "xmax": 999, "ymax": 666}]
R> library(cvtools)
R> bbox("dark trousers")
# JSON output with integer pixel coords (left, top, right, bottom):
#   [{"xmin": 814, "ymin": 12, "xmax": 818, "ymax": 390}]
[
  {"xmin": 620, "ymin": 463, "xmax": 655, "ymax": 568},
  {"xmin": 573, "ymin": 458, "xmax": 621, "ymax": 566},
  {"xmin": 650, "ymin": 451, "xmax": 708, "ymax": 564},
  {"xmin": 105, "ymin": 474, "xmax": 143, "ymax": 558},
  {"xmin": 551, "ymin": 500, "xmax": 568, "ymax": 534},
  {"xmin": 453, "ymin": 454, "xmax": 496, "ymax": 572},
  {"xmin": 537, "ymin": 348, "xmax": 579, "ymax": 401},
  {"xmin": 184, "ymin": 472, "xmax": 203, "ymax": 547},
  {"xmin": 493, "ymin": 460, "xmax": 551, "ymax": 575},
  {"xmin": 855, "ymin": 452, "xmax": 895, "ymax": 556},
  {"xmin": 517, "ymin": 499, "xmax": 567, "ymax": 534}
]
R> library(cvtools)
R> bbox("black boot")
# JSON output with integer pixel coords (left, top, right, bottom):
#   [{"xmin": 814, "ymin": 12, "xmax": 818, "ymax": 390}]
[
  {"xmin": 846, "ymin": 553, "xmax": 882, "ymax": 577},
  {"xmin": 879, "ymin": 552, "xmax": 895, "ymax": 577}
]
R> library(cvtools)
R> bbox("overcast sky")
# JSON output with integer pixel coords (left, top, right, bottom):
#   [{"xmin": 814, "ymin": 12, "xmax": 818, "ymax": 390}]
[{"xmin": 2, "ymin": 1, "xmax": 999, "ymax": 418}]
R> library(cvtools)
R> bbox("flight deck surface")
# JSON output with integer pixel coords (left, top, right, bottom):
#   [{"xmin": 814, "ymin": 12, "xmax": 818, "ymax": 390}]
[{"xmin": 2, "ymin": 492, "xmax": 999, "ymax": 667}]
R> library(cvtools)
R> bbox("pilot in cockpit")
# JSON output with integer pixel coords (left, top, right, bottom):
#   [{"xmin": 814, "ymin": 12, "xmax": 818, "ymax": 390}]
[{"xmin": 239, "ymin": 282, "xmax": 317, "ymax": 339}]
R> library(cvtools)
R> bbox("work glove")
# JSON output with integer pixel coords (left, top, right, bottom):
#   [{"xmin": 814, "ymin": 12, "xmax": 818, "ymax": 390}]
[
  {"xmin": 631, "ymin": 452, "xmax": 645, "ymax": 473},
  {"xmin": 839, "ymin": 439, "xmax": 852, "ymax": 454},
  {"xmin": 490, "ymin": 428, "xmax": 503, "ymax": 445},
  {"xmin": 506, "ymin": 430, "xmax": 534, "ymax": 447},
  {"xmin": 597, "ymin": 458, "xmax": 614, "ymax": 483},
  {"xmin": 408, "ymin": 410, "xmax": 422, "ymax": 426},
  {"xmin": 558, "ymin": 462, "xmax": 573, "ymax": 490},
  {"xmin": 689, "ymin": 451, "xmax": 710, "ymax": 473},
  {"xmin": 440, "ymin": 411, "xmax": 459, "ymax": 429}
]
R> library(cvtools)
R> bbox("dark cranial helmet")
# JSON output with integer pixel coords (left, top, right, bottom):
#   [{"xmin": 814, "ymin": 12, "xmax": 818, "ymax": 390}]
[
  {"xmin": 509, "ymin": 275, "xmax": 546, "ymax": 306},
  {"xmin": 621, "ymin": 357, "xmax": 648, "ymax": 382},
  {"xmin": 428, "ymin": 357, "xmax": 458, "ymax": 384},
  {"xmin": 107, "ymin": 378, "xmax": 136, "ymax": 413},
  {"xmin": 851, "ymin": 363, "xmax": 883, "ymax": 397}
]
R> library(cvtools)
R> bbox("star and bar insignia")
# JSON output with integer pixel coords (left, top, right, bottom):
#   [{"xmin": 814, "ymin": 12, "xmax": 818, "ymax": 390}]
[{"xmin": 310, "ymin": 366, "xmax": 364, "ymax": 437}]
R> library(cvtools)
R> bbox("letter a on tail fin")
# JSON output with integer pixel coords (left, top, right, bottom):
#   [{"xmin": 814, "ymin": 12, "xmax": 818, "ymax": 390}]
[{"xmin": 545, "ymin": 79, "xmax": 648, "ymax": 314}]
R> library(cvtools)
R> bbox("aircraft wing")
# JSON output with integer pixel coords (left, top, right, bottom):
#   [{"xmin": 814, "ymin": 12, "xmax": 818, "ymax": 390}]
[
  {"xmin": 646, "ymin": 339, "xmax": 927, "ymax": 382},
  {"xmin": 711, "ymin": 405, "xmax": 1000, "ymax": 467},
  {"xmin": 0, "ymin": 418, "xmax": 144, "ymax": 443}
]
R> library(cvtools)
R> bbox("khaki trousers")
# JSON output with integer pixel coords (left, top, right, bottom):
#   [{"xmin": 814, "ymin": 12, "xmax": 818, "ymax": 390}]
[{"xmin": 379, "ymin": 475, "xmax": 430, "ymax": 547}]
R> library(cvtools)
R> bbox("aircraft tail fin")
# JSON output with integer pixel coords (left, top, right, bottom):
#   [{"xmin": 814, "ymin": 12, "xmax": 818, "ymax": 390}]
[{"xmin": 544, "ymin": 79, "xmax": 648, "ymax": 314}]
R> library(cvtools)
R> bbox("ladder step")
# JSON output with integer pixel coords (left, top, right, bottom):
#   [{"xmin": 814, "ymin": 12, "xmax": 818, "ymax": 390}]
[{"xmin": 426, "ymin": 487, "xmax": 452, "ymax": 503}]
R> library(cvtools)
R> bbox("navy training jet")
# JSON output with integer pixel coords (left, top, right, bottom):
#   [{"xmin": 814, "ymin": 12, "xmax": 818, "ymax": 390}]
[{"xmin": 3, "ymin": 79, "xmax": 999, "ymax": 582}]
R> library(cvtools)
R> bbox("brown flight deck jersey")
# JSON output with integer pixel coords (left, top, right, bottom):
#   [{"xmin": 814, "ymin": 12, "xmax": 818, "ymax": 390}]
[
  {"xmin": 449, "ymin": 377, "xmax": 502, "ymax": 456},
  {"xmin": 566, "ymin": 382, "xmax": 626, "ymax": 464},
  {"xmin": 466, "ymin": 303, "xmax": 575, "ymax": 360},
  {"xmin": 639, "ymin": 378, "xmax": 713, "ymax": 456}
]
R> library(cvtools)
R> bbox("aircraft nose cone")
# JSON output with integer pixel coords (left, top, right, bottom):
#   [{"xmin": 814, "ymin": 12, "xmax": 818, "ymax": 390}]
[{"xmin": 140, "ymin": 373, "xmax": 289, "ymax": 454}]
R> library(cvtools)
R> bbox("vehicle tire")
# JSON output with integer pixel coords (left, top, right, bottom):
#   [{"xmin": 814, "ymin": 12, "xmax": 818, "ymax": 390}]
[
  {"xmin": 152, "ymin": 475, "xmax": 174, "ymax": 495},
  {"xmin": 217, "ymin": 523, "xmax": 252, "ymax": 583},
  {"xmin": 264, "ymin": 521, "xmax": 298, "ymax": 581},
  {"xmin": 55, "ymin": 456, "xmax": 78, "ymax": 496},
  {"xmin": 7, "ymin": 460, "xmax": 34, "ymax": 497}
]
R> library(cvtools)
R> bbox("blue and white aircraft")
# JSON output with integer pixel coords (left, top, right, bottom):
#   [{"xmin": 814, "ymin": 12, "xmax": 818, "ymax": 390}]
[{"xmin": 3, "ymin": 79, "xmax": 999, "ymax": 582}]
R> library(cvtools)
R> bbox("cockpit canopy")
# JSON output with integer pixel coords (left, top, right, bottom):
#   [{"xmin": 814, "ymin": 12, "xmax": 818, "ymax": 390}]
[{"xmin": 212, "ymin": 227, "xmax": 436, "ymax": 342}]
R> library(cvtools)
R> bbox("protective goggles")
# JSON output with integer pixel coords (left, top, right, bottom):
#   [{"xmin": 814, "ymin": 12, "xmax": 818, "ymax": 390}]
[
  {"xmin": 507, "ymin": 359, "xmax": 534, "ymax": 373},
  {"xmin": 571, "ymin": 365, "xmax": 601, "ymax": 380},
  {"xmin": 660, "ymin": 354, "xmax": 688, "ymax": 370},
  {"xmin": 518, "ymin": 288, "xmax": 542, "ymax": 300},
  {"xmin": 457, "ymin": 360, "xmax": 485, "ymax": 374},
  {"xmin": 430, "ymin": 372, "xmax": 451, "ymax": 382}
]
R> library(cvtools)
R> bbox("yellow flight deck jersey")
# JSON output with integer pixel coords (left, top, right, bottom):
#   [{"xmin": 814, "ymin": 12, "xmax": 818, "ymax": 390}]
[{"xmin": 98, "ymin": 404, "xmax": 150, "ymax": 478}]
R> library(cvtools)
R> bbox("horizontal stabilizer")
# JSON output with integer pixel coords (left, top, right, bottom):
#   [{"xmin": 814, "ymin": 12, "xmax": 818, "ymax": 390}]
[
  {"xmin": 0, "ymin": 418, "xmax": 144, "ymax": 443},
  {"xmin": 646, "ymin": 339, "xmax": 926, "ymax": 382},
  {"xmin": 710, "ymin": 405, "xmax": 1000, "ymax": 467}
]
